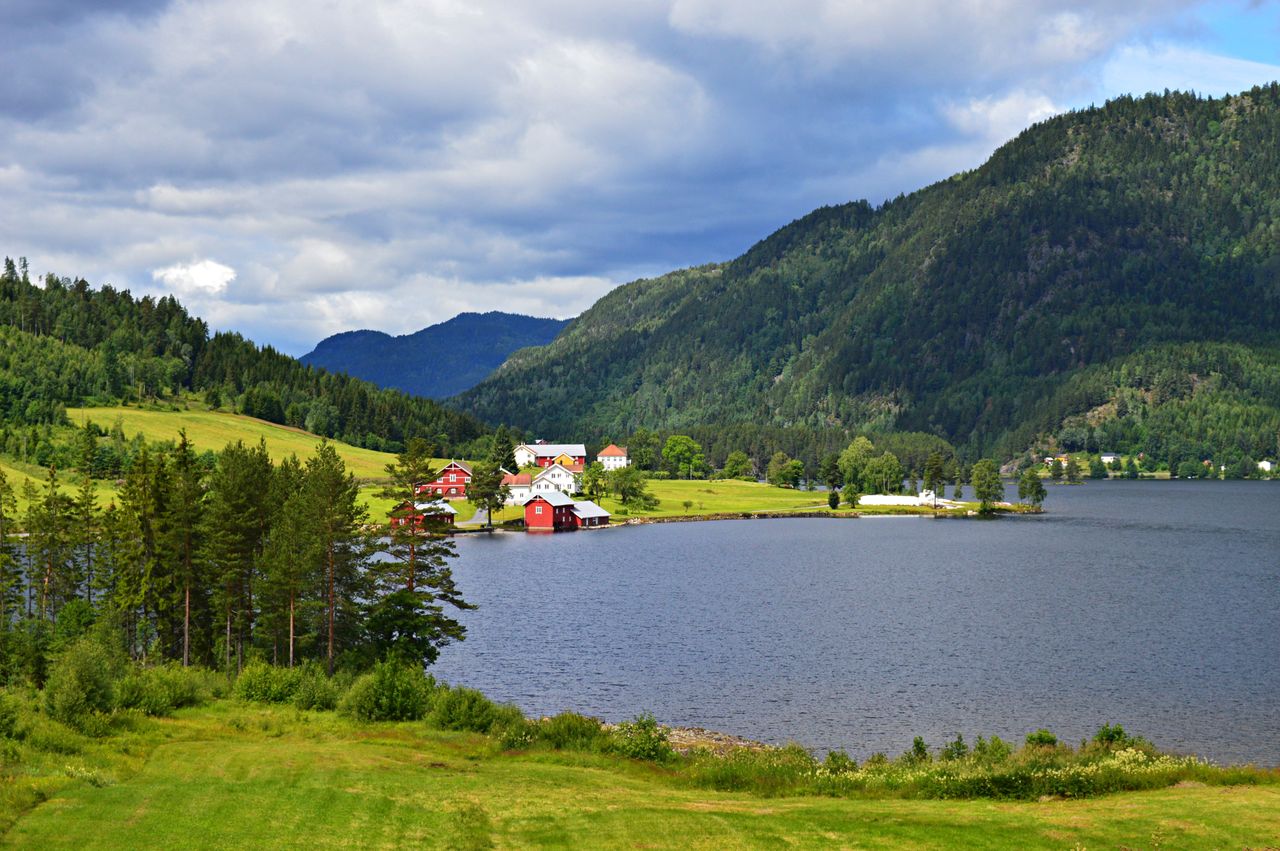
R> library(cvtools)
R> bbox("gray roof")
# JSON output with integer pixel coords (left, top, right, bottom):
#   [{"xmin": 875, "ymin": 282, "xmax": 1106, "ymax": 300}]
[
  {"xmin": 414, "ymin": 501, "xmax": 456, "ymax": 514},
  {"xmin": 523, "ymin": 490, "xmax": 575, "ymax": 507},
  {"xmin": 521, "ymin": 443, "xmax": 586, "ymax": 457},
  {"xmin": 571, "ymin": 500, "xmax": 610, "ymax": 519}
]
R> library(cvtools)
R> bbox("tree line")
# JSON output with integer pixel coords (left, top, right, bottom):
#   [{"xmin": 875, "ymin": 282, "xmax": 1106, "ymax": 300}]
[{"xmin": 0, "ymin": 433, "xmax": 471, "ymax": 686}]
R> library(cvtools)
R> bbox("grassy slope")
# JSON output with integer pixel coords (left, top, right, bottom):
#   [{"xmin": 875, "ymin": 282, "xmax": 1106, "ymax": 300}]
[
  {"xmin": 60, "ymin": 404, "xmax": 484, "ymax": 521},
  {"xmin": 6, "ymin": 703, "xmax": 1278, "ymax": 849},
  {"xmin": 66, "ymin": 405, "xmax": 399, "ymax": 480}
]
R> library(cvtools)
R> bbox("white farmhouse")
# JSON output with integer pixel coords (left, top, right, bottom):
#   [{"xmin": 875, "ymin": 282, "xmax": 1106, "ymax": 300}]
[
  {"xmin": 1259, "ymin": 459, "xmax": 1274, "ymax": 473},
  {"xmin": 531, "ymin": 462, "xmax": 581, "ymax": 496},
  {"xmin": 596, "ymin": 443, "xmax": 629, "ymax": 470},
  {"xmin": 514, "ymin": 442, "xmax": 587, "ymax": 468}
]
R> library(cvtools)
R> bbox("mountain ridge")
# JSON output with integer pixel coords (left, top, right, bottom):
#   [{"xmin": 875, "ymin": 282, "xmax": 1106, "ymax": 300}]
[
  {"xmin": 301, "ymin": 310, "xmax": 570, "ymax": 399},
  {"xmin": 457, "ymin": 84, "xmax": 1280, "ymax": 464}
]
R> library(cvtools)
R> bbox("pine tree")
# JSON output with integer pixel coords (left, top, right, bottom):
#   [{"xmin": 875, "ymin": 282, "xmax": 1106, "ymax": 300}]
[
  {"xmin": 165, "ymin": 431, "xmax": 206, "ymax": 666},
  {"xmin": 0, "ymin": 469, "xmax": 19, "ymax": 625},
  {"xmin": 305, "ymin": 441, "xmax": 370, "ymax": 675}
]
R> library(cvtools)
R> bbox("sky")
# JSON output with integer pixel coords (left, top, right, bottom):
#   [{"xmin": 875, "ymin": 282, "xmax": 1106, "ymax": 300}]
[{"xmin": 3, "ymin": 1, "xmax": 1279, "ymax": 355}]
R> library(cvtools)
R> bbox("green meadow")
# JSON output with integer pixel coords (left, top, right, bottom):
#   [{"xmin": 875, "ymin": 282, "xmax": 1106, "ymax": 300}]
[{"xmin": 3, "ymin": 700, "xmax": 1277, "ymax": 849}]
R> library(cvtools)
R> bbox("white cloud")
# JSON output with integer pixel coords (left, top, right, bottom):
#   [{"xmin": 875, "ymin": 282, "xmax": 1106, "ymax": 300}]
[
  {"xmin": 152, "ymin": 259, "xmax": 237, "ymax": 296},
  {"xmin": 1101, "ymin": 42, "xmax": 1280, "ymax": 98},
  {"xmin": 2, "ymin": 0, "xmax": 1276, "ymax": 356}
]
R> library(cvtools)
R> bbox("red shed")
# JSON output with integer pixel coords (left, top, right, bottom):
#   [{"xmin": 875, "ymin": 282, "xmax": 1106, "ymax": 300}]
[{"xmin": 523, "ymin": 491, "xmax": 576, "ymax": 531}]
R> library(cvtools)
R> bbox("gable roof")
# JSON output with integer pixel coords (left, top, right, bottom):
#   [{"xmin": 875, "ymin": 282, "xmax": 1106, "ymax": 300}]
[
  {"xmin": 597, "ymin": 444, "xmax": 627, "ymax": 457},
  {"xmin": 440, "ymin": 459, "xmax": 472, "ymax": 474},
  {"xmin": 519, "ymin": 443, "xmax": 586, "ymax": 458},
  {"xmin": 501, "ymin": 472, "xmax": 532, "ymax": 486},
  {"xmin": 413, "ymin": 501, "xmax": 457, "ymax": 515},
  {"xmin": 533, "ymin": 462, "xmax": 579, "ymax": 480},
  {"xmin": 523, "ymin": 490, "xmax": 575, "ymax": 507},
  {"xmin": 571, "ymin": 500, "xmax": 610, "ymax": 519}
]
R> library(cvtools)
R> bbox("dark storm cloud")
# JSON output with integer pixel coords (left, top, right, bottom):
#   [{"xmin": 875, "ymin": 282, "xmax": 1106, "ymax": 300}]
[{"xmin": 0, "ymin": 0, "xmax": 1276, "ymax": 353}]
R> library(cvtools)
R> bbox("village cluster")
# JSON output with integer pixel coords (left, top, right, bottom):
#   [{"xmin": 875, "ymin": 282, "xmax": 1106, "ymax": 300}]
[{"xmin": 407, "ymin": 441, "xmax": 630, "ymax": 531}]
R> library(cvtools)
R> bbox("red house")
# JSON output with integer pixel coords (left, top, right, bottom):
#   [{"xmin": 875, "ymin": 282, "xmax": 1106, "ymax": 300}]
[
  {"xmin": 523, "ymin": 491, "xmax": 576, "ymax": 531},
  {"xmin": 389, "ymin": 500, "xmax": 457, "ymax": 527},
  {"xmin": 416, "ymin": 460, "xmax": 473, "ymax": 500}
]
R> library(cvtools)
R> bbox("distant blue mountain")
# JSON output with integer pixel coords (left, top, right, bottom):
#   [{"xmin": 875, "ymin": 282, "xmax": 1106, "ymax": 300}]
[{"xmin": 301, "ymin": 311, "xmax": 570, "ymax": 399}]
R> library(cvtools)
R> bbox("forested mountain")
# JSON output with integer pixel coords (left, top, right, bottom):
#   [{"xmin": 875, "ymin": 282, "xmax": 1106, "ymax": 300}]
[
  {"xmin": 300, "ymin": 312, "xmax": 569, "ymax": 399},
  {"xmin": 458, "ymin": 85, "xmax": 1280, "ymax": 464},
  {"xmin": 0, "ymin": 261, "xmax": 487, "ymax": 455}
]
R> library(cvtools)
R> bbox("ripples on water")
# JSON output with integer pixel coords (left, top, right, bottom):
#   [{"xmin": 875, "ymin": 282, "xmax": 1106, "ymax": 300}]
[{"xmin": 431, "ymin": 481, "xmax": 1280, "ymax": 764}]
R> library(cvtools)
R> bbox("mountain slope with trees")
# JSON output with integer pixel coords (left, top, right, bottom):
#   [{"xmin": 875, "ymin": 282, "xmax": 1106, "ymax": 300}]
[
  {"xmin": 0, "ymin": 262, "xmax": 488, "ymax": 456},
  {"xmin": 300, "ymin": 311, "xmax": 570, "ymax": 399},
  {"xmin": 457, "ymin": 85, "xmax": 1280, "ymax": 462}
]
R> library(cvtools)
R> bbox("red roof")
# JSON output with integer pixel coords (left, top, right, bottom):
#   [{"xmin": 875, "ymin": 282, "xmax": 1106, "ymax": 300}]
[
  {"xmin": 598, "ymin": 444, "xmax": 627, "ymax": 457},
  {"xmin": 501, "ymin": 473, "xmax": 532, "ymax": 486}
]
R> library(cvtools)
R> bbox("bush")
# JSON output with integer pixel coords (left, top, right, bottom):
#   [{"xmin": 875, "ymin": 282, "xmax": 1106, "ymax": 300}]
[
  {"xmin": 686, "ymin": 744, "xmax": 817, "ymax": 796},
  {"xmin": 941, "ymin": 733, "xmax": 969, "ymax": 761},
  {"xmin": 530, "ymin": 712, "xmax": 602, "ymax": 751},
  {"xmin": 973, "ymin": 734, "xmax": 1012, "ymax": 763},
  {"xmin": 1025, "ymin": 728, "xmax": 1058, "ymax": 747},
  {"xmin": 427, "ymin": 685, "xmax": 519, "ymax": 734},
  {"xmin": 610, "ymin": 713, "xmax": 672, "ymax": 762},
  {"xmin": 1092, "ymin": 723, "xmax": 1143, "ymax": 749},
  {"xmin": 234, "ymin": 663, "xmax": 303, "ymax": 704},
  {"xmin": 292, "ymin": 665, "xmax": 341, "ymax": 711},
  {"xmin": 823, "ymin": 749, "xmax": 858, "ymax": 773},
  {"xmin": 44, "ymin": 637, "xmax": 122, "ymax": 733},
  {"xmin": 340, "ymin": 660, "xmax": 436, "ymax": 722},
  {"xmin": 116, "ymin": 664, "xmax": 208, "ymax": 716},
  {"xmin": 0, "ymin": 691, "xmax": 20, "ymax": 739}
]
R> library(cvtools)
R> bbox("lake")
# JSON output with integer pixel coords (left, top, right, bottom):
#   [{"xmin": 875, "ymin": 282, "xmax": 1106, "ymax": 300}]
[{"xmin": 431, "ymin": 480, "xmax": 1280, "ymax": 765}]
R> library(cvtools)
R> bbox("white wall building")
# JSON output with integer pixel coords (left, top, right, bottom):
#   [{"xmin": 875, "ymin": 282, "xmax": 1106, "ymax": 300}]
[
  {"xmin": 531, "ymin": 463, "xmax": 580, "ymax": 495},
  {"xmin": 596, "ymin": 443, "xmax": 629, "ymax": 470}
]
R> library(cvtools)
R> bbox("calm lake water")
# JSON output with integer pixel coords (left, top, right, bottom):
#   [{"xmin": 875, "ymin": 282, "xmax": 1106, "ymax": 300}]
[{"xmin": 432, "ymin": 481, "xmax": 1280, "ymax": 765}]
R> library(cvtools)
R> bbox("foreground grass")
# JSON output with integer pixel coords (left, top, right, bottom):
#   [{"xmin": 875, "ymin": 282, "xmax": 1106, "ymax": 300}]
[{"xmin": 5, "ymin": 702, "xmax": 1278, "ymax": 849}]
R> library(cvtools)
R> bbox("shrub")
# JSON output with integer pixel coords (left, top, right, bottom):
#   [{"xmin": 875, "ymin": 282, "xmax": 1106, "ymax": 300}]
[
  {"xmin": 0, "ymin": 691, "xmax": 20, "ymax": 739},
  {"xmin": 686, "ymin": 744, "xmax": 817, "ymax": 796},
  {"xmin": 1025, "ymin": 728, "xmax": 1058, "ymax": 747},
  {"xmin": 427, "ymin": 685, "xmax": 519, "ymax": 734},
  {"xmin": 340, "ymin": 660, "xmax": 435, "ymax": 722},
  {"xmin": 538, "ymin": 712, "xmax": 607, "ymax": 751},
  {"xmin": 44, "ymin": 637, "xmax": 122, "ymax": 733},
  {"xmin": 610, "ymin": 713, "xmax": 672, "ymax": 762},
  {"xmin": 901, "ymin": 736, "xmax": 931, "ymax": 765},
  {"xmin": 941, "ymin": 733, "xmax": 969, "ymax": 761},
  {"xmin": 116, "ymin": 664, "xmax": 208, "ymax": 716},
  {"xmin": 234, "ymin": 663, "xmax": 303, "ymax": 704},
  {"xmin": 292, "ymin": 665, "xmax": 341, "ymax": 711},
  {"xmin": 823, "ymin": 749, "xmax": 858, "ymax": 773},
  {"xmin": 1092, "ymin": 723, "xmax": 1143, "ymax": 749},
  {"xmin": 973, "ymin": 734, "xmax": 1012, "ymax": 763}
]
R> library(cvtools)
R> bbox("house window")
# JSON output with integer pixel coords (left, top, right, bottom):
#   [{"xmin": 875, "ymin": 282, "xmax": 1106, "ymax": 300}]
[
  {"xmin": 449, "ymin": 487, "xmax": 457, "ymax": 494},
  {"xmin": 535, "ymin": 505, "xmax": 543, "ymax": 515},
  {"xmin": 449, "ymin": 474, "xmax": 457, "ymax": 482}
]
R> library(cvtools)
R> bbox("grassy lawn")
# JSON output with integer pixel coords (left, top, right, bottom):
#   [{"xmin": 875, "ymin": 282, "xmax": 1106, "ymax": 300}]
[
  {"xmin": 66, "ymin": 404, "xmax": 400, "ymax": 481},
  {"xmin": 602, "ymin": 479, "xmax": 829, "ymax": 518},
  {"xmin": 4, "ymin": 702, "xmax": 1278, "ymax": 849}
]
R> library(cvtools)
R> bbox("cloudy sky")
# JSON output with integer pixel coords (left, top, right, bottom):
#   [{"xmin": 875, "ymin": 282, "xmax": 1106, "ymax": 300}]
[{"xmin": 3, "ymin": 1, "xmax": 1279, "ymax": 354}]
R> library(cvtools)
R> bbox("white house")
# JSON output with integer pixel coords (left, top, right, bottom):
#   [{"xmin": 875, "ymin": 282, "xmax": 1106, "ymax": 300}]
[
  {"xmin": 531, "ymin": 462, "xmax": 580, "ymax": 495},
  {"xmin": 596, "ymin": 443, "xmax": 629, "ymax": 470},
  {"xmin": 1100, "ymin": 453, "xmax": 1121, "ymax": 465},
  {"xmin": 1259, "ymin": 460, "xmax": 1274, "ymax": 473}
]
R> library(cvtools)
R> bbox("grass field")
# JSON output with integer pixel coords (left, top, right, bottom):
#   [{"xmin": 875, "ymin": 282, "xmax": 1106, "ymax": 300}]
[
  {"xmin": 601, "ymin": 478, "xmax": 829, "ymax": 518},
  {"xmin": 4, "ymin": 702, "xmax": 1278, "ymax": 849}
]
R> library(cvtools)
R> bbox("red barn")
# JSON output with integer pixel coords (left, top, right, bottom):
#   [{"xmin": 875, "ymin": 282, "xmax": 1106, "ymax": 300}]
[
  {"xmin": 389, "ymin": 500, "xmax": 457, "ymax": 528},
  {"xmin": 416, "ymin": 460, "xmax": 473, "ymax": 500},
  {"xmin": 523, "ymin": 491, "xmax": 576, "ymax": 531}
]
